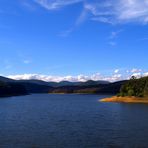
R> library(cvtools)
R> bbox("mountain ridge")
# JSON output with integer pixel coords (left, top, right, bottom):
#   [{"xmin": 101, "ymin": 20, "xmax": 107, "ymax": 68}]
[
  {"xmin": 0, "ymin": 75, "xmax": 126, "ymax": 96},
  {"xmin": 0, "ymin": 76, "xmax": 110, "ymax": 87}
]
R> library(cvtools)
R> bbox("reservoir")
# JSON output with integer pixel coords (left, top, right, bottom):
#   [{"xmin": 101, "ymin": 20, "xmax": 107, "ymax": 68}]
[{"xmin": 0, "ymin": 94, "xmax": 148, "ymax": 147}]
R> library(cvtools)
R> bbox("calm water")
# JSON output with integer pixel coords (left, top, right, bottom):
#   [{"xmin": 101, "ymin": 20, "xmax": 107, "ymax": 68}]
[{"xmin": 0, "ymin": 94, "xmax": 148, "ymax": 148}]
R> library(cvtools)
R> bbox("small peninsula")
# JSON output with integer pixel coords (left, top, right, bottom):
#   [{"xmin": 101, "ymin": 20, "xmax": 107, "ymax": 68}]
[
  {"xmin": 100, "ymin": 96, "xmax": 148, "ymax": 104},
  {"xmin": 100, "ymin": 76, "xmax": 148, "ymax": 104}
]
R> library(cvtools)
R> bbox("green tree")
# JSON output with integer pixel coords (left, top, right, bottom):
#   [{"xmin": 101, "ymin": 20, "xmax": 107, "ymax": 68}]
[{"xmin": 128, "ymin": 89, "xmax": 134, "ymax": 96}]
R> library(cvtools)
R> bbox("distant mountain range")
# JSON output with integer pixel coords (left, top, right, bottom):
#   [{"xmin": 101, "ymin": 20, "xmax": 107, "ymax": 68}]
[
  {"xmin": 0, "ymin": 76, "xmax": 110, "ymax": 87},
  {"xmin": 16, "ymin": 79, "xmax": 110, "ymax": 87},
  {"xmin": 0, "ymin": 76, "xmax": 127, "ymax": 96}
]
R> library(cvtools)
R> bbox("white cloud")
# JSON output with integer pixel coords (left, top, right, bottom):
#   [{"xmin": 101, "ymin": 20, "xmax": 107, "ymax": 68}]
[
  {"xmin": 7, "ymin": 69, "xmax": 148, "ymax": 82},
  {"xmin": 131, "ymin": 72, "xmax": 142, "ymax": 78},
  {"xmin": 7, "ymin": 72, "xmax": 124, "ymax": 82},
  {"xmin": 90, "ymin": 73, "xmax": 102, "ymax": 81},
  {"xmin": 8, "ymin": 74, "xmax": 90, "ymax": 82},
  {"xmin": 143, "ymin": 72, "xmax": 148, "ymax": 77},
  {"xmin": 114, "ymin": 69, "xmax": 120, "ymax": 73},
  {"xmin": 106, "ymin": 74, "xmax": 123, "ymax": 82},
  {"xmin": 117, "ymin": 0, "xmax": 148, "ymax": 23}
]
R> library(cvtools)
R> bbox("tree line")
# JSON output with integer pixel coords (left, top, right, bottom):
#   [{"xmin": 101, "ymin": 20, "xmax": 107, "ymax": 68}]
[{"xmin": 118, "ymin": 76, "xmax": 148, "ymax": 97}]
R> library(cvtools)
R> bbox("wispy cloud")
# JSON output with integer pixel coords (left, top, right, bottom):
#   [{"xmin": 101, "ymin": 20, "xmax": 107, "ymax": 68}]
[
  {"xmin": 34, "ymin": 0, "xmax": 83, "ymax": 10},
  {"xmin": 108, "ymin": 29, "xmax": 123, "ymax": 46},
  {"xmin": 31, "ymin": 0, "xmax": 148, "ymax": 37},
  {"xmin": 31, "ymin": 0, "xmax": 148, "ymax": 25},
  {"xmin": 21, "ymin": 0, "xmax": 37, "ymax": 11},
  {"xmin": 75, "ymin": 8, "xmax": 88, "ymax": 26},
  {"xmin": 85, "ymin": 0, "xmax": 148, "ymax": 24},
  {"xmin": 109, "ymin": 30, "xmax": 123, "ymax": 39},
  {"xmin": 59, "ymin": 8, "xmax": 88, "ymax": 37}
]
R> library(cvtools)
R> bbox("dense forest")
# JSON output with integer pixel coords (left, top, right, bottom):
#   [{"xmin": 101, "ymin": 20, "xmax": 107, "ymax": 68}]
[
  {"xmin": 118, "ymin": 76, "xmax": 148, "ymax": 97},
  {"xmin": 0, "ymin": 81, "xmax": 27, "ymax": 97}
]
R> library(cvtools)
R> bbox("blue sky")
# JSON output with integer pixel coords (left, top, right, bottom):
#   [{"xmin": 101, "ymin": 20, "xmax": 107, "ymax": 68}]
[{"xmin": 0, "ymin": 0, "xmax": 148, "ymax": 82}]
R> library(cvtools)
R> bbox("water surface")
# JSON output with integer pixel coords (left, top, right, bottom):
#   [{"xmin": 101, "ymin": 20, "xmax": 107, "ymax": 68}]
[{"xmin": 0, "ymin": 94, "xmax": 148, "ymax": 148}]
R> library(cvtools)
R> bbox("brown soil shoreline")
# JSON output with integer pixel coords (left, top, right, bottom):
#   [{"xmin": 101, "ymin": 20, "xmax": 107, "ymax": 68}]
[{"xmin": 100, "ymin": 96, "xmax": 148, "ymax": 104}]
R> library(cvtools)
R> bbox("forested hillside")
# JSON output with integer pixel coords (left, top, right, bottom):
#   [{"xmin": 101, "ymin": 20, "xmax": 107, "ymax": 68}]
[
  {"xmin": 118, "ymin": 76, "xmax": 148, "ymax": 97},
  {"xmin": 0, "ymin": 81, "xmax": 27, "ymax": 97}
]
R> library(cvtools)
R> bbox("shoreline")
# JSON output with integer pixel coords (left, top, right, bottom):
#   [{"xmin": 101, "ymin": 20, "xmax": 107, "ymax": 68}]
[{"xmin": 100, "ymin": 96, "xmax": 148, "ymax": 104}]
